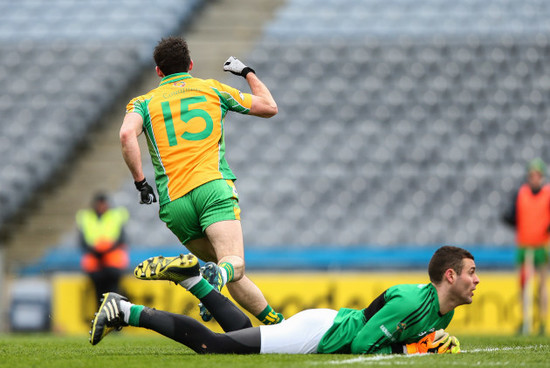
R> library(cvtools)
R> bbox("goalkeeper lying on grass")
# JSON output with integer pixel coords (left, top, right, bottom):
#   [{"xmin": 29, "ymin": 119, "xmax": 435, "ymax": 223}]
[{"xmin": 90, "ymin": 245, "xmax": 478, "ymax": 354}]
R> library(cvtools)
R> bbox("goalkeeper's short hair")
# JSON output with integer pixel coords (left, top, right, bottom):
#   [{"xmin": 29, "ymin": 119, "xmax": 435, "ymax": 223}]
[{"xmin": 428, "ymin": 246, "xmax": 474, "ymax": 284}]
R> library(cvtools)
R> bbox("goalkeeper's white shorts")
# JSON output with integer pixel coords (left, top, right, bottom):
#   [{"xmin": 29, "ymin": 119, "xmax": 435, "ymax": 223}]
[{"xmin": 259, "ymin": 309, "xmax": 338, "ymax": 354}]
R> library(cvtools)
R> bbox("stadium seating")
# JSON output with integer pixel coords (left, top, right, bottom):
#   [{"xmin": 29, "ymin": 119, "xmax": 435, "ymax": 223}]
[
  {"xmin": 264, "ymin": 0, "xmax": 550, "ymax": 38},
  {"xmin": 0, "ymin": 0, "xmax": 203, "ymax": 226},
  {"xmin": 55, "ymin": 0, "xmax": 550, "ymax": 250},
  {"xmin": 203, "ymin": 0, "xmax": 550, "ymax": 247},
  {"xmin": 9, "ymin": 0, "xmax": 550, "ymax": 263}
]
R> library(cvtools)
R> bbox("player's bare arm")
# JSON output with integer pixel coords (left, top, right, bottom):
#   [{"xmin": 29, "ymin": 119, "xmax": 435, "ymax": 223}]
[
  {"xmin": 223, "ymin": 56, "xmax": 278, "ymax": 118},
  {"xmin": 120, "ymin": 112, "xmax": 157, "ymax": 204},
  {"xmin": 246, "ymin": 73, "xmax": 278, "ymax": 118},
  {"xmin": 120, "ymin": 112, "xmax": 145, "ymax": 182}
]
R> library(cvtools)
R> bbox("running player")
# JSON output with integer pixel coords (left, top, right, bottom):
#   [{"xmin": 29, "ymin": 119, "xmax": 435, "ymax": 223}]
[
  {"xmin": 90, "ymin": 246, "xmax": 478, "ymax": 354},
  {"xmin": 119, "ymin": 36, "xmax": 282, "ymax": 325}
]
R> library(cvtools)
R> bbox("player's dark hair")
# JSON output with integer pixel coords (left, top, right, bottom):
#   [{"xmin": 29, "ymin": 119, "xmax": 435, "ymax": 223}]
[
  {"xmin": 153, "ymin": 36, "xmax": 191, "ymax": 76},
  {"xmin": 428, "ymin": 246, "xmax": 474, "ymax": 284}
]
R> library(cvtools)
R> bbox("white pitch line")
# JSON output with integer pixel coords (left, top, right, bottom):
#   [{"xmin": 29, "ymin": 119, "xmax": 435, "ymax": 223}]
[
  {"xmin": 313, "ymin": 353, "xmax": 420, "ymax": 365},
  {"xmin": 314, "ymin": 345, "xmax": 544, "ymax": 366},
  {"xmin": 463, "ymin": 345, "xmax": 544, "ymax": 353}
]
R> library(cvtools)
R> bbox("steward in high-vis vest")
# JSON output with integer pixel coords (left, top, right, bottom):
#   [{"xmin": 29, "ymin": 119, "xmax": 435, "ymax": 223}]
[
  {"xmin": 502, "ymin": 158, "xmax": 550, "ymax": 335},
  {"xmin": 76, "ymin": 192, "xmax": 130, "ymax": 305}
]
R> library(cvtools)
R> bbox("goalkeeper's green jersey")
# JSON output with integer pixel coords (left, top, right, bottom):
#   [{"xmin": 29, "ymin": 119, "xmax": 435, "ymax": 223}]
[{"xmin": 317, "ymin": 283, "xmax": 453, "ymax": 354}]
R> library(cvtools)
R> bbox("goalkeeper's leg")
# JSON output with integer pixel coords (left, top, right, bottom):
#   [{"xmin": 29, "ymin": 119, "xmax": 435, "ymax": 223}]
[
  {"xmin": 111, "ymin": 285, "xmax": 257, "ymax": 351},
  {"xmin": 90, "ymin": 291, "xmax": 256, "ymax": 351},
  {"xmin": 136, "ymin": 307, "xmax": 261, "ymax": 354}
]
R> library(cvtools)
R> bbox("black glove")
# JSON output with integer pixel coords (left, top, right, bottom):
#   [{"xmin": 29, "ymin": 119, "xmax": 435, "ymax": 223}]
[
  {"xmin": 223, "ymin": 56, "xmax": 256, "ymax": 78},
  {"xmin": 134, "ymin": 178, "xmax": 157, "ymax": 204}
]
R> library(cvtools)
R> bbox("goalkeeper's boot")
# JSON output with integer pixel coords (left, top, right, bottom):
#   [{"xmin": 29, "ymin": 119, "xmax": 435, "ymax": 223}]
[
  {"xmin": 198, "ymin": 262, "xmax": 226, "ymax": 322},
  {"xmin": 134, "ymin": 254, "xmax": 200, "ymax": 284},
  {"xmin": 90, "ymin": 292, "xmax": 128, "ymax": 345}
]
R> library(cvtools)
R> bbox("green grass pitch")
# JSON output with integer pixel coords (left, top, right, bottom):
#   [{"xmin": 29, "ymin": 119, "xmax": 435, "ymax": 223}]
[{"xmin": 1, "ymin": 334, "xmax": 549, "ymax": 368}]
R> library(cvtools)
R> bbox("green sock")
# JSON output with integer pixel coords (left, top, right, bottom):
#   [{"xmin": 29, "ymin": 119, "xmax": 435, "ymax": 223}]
[
  {"xmin": 128, "ymin": 305, "xmax": 145, "ymax": 327},
  {"xmin": 219, "ymin": 262, "xmax": 235, "ymax": 283},
  {"xmin": 256, "ymin": 305, "xmax": 284, "ymax": 325},
  {"xmin": 189, "ymin": 278, "xmax": 215, "ymax": 299}
]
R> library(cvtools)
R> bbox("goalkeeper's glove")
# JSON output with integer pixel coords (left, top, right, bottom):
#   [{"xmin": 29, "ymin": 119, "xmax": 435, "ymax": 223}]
[
  {"xmin": 223, "ymin": 56, "xmax": 255, "ymax": 78},
  {"xmin": 405, "ymin": 329, "xmax": 460, "ymax": 354},
  {"xmin": 134, "ymin": 178, "xmax": 157, "ymax": 204},
  {"xmin": 447, "ymin": 335, "xmax": 460, "ymax": 354}
]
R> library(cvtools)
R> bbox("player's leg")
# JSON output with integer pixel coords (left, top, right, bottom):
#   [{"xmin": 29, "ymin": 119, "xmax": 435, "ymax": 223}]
[
  {"xmin": 138, "ymin": 307, "xmax": 261, "ymax": 353},
  {"xmin": 203, "ymin": 219, "xmax": 245, "ymax": 283},
  {"xmin": 537, "ymin": 266, "xmax": 548, "ymax": 334},
  {"xmin": 157, "ymin": 182, "xmax": 239, "ymax": 284},
  {"xmin": 535, "ymin": 248, "xmax": 548, "ymax": 335},
  {"xmin": 188, "ymin": 179, "xmax": 283, "ymax": 324},
  {"xmin": 186, "ymin": 232, "xmax": 282, "ymax": 323},
  {"xmin": 227, "ymin": 276, "xmax": 283, "ymax": 324},
  {"xmin": 89, "ymin": 271, "xmax": 105, "ymax": 306},
  {"xmin": 134, "ymin": 254, "xmax": 252, "ymax": 332},
  {"xmin": 100, "ymin": 267, "xmax": 123, "ymax": 294},
  {"xmin": 90, "ymin": 292, "xmax": 260, "ymax": 353},
  {"xmin": 157, "ymin": 187, "xmax": 241, "ymax": 323},
  {"xmin": 517, "ymin": 247, "xmax": 534, "ymax": 334},
  {"xmin": 195, "ymin": 179, "xmax": 247, "ymax": 288},
  {"xmin": 187, "ymin": 221, "xmax": 283, "ymax": 324}
]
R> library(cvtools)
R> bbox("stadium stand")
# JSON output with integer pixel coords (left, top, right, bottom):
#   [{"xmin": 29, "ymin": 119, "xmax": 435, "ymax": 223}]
[
  {"xmin": 9, "ymin": 0, "xmax": 550, "ymax": 273},
  {"xmin": 0, "ymin": 0, "xmax": 203, "ymax": 229},
  {"xmin": 215, "ymin": 0, "xmax": 550, "ymax": 249}
]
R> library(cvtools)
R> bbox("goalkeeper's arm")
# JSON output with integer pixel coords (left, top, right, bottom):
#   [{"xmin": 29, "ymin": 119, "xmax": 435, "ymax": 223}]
[{"xmin": 405, "ymin": 330, "xmax": 461, "ymax": 354}]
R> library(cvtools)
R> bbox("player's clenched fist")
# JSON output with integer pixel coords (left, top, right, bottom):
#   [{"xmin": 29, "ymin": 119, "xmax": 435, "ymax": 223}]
[
  {"xmin": 223, "ymin": 56, "xmax": 255, "ymax": 78},
  {"xmin": 134, "ymin": 178, "xmax": 157, "ymax": 204}
]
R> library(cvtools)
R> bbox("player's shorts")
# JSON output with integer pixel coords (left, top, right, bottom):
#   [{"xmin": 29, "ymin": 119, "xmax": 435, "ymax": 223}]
[
  {"xmin": 259, "ymin": 309, "xmax": 338, "ymax": 354},
  {"xmin": 159, "ymin": 179, "xmax": 241, "ymax": 245},
  {"xmin": 516, "ymin": 246, "xmax": 549, "ymax": 267}
]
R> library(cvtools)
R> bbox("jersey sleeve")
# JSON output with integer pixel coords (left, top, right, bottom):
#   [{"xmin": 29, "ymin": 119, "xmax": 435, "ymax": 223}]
[
  {"xmin": 207, "ymin": 79, "xmax": 252, "ymax": 114},
  {"xmin": 125, "ymin": 95, "xmax": 148, "ymax": 119},
  {"xmin": 350, "ymin": 293, "xmax": 416, "ymax": 354}
]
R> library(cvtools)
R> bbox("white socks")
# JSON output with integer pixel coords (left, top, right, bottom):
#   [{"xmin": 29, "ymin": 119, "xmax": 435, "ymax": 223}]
[
  {"xmin": 119, "ymin": 300, "xmax": 132, "ymax": 324},
  {"xmin": 179, "ymin": 275, "xmax": 203, "ymax": 290},
  {"xmin": 220, "ymin": 267, "xmax": 228, "ymax": 286},
  {"xmin": 179, "ymin": 265, "xmax": 228, "ymax": 290}
]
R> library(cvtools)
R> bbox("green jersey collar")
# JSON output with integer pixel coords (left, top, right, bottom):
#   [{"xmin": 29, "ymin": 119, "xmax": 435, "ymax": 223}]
[
  {"xmin": 159, "ymin": 72, "xmax": 193, "ymax": 86},
  {"xmin": 429, "ymin": 283, "xmax": 446, "ymax": 316}
]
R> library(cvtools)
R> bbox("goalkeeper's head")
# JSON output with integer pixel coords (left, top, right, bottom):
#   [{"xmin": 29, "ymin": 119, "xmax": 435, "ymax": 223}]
[
  {"xmin": 428, "ymin": 246, "xmax": 479, "ymax": 310},
  {"xmin": 428, "ymin": 246, "xmax": 474, "ymax": 284},
  {"xmin": 153, "ymin": 36, "xmax": 192, "ymax": 77}
]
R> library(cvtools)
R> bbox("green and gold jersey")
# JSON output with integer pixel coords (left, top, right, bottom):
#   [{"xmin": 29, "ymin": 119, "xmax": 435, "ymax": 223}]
[
  {"xmin": 126, "ymin": 72, "xmax": 252, "ymax": 205},
  {"xmin": 317, "ymin": 283, "xmax": 453, "ymax": 354}
]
